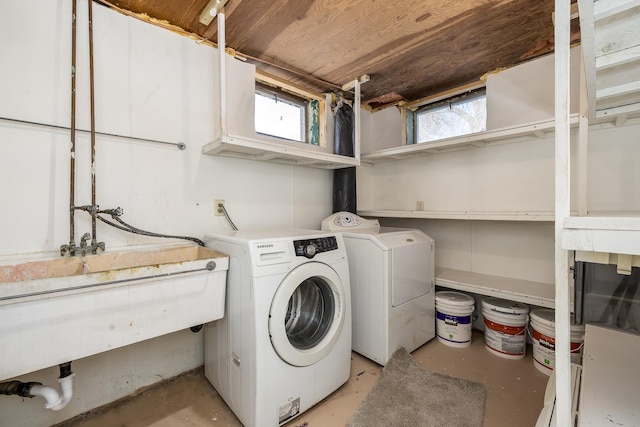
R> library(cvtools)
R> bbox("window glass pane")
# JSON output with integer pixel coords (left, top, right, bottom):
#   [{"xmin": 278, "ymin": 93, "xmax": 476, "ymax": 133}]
[
  {"xmin": 416, "ymin": 92, "xmax": 486, "ymax": 143},
  {"xmin": 255, "ymin": 92, "xmax": 304, "ymax": 142}
]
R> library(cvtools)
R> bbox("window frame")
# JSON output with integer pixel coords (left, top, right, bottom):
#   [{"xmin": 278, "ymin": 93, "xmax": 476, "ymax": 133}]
[
  {"xmin": 402, "ymin": 84, "xmax": 487, "ymax": 145},
  {"xmin": 254, "ymin": 72, "xmax": 326, "ymax": 147}
]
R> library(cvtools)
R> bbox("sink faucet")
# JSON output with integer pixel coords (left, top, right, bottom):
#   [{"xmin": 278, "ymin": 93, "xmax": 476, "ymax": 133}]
[
  {"xmin": 81, "ymin": 233, "xmax": 91, "ymax": 247},
  {"xmin": 78, "ymin": 233, "xmax": 90, "ymax": 257},
  {"xmin": 79, "ymin": 233, "xmax": 105, "ymax": 256}
]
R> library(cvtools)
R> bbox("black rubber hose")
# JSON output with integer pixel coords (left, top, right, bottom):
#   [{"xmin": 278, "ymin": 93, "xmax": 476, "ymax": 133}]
[
  {"xmin": 96, "ymin": 214, "xmax": 205, "ymax": 247},
  {"xmin": 0, "ymin": 381, "xmax": 41, "ymax": 398}
]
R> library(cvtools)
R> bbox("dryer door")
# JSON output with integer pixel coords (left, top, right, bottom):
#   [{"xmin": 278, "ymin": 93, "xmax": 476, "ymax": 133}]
[{"xmin": 269, "ymin": 262, "xmax": 346, "ymax": 367}]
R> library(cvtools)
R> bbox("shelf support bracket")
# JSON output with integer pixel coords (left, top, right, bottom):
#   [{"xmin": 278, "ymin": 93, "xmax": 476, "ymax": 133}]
[
  {"xmin": 553, "ymin": 0, "xmax": 572, "ymax": 425},
  {"xmin": 341, "ymin": 75, "xmax": 370, "ymax": 161}
]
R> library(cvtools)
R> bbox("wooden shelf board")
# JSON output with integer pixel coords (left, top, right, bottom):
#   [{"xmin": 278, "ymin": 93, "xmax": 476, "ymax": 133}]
[
  {"xmin": 361, "ymin": 115, "xmax": 579, "ymax": 163},
  {"xmin": 562, "ymin": 213, "xmax": 640, "ymax": 255},
  {"xmin": 594, "ymin": 0, "xmax": 640, "ymax": 21},
  {"xmin": 564, "ymin": 212, "xmax": 640, "ymax": 230},
  {"xmin": 202, "ymin": 134, "xmax": 359, "ymax": 169},
  {"xmin": 358, "ymin": 210, "xmax": 556, "ymax": 221},
  {"xmin": 435, "ymin": 267, "xmax": 555, "ymax": 308}
]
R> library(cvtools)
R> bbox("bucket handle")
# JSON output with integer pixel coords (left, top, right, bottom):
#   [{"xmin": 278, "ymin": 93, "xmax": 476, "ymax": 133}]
[
  {"xmin": 527, "ymin": 323, "xmax": 585, "ymax": 352},
  {"xmin": 514, "ymin": 324, "xmax": 527, "ymax": 336},
  {"xmin": 485, "ymin": 313, "xmax": 529, "ymax": 335}
]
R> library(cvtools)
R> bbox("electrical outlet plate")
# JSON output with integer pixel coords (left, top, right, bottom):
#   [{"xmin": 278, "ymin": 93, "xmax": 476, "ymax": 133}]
[
  {"xmin": 215, "ymin": 199, "xmax": 225, "ymax": 216},
  {"xmin": 416, "ymin": 200, "xmax": 425, "ymax": 211}
]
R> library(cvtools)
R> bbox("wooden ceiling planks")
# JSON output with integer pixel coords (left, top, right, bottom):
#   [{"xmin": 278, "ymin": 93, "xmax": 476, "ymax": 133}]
[
  {"xmin": 99, "ymin": 0, "xmax": 563, "ymax": 108},
  {"xmin": 107, "ymin": 0, "xmax": 211, "ymax": 33}
]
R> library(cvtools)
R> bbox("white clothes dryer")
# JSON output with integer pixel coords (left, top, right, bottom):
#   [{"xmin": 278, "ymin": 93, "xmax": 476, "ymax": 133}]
[
  {"xmin": 203, "ymin": 230, "xmax": 351, "ymax": 427},
  {"xmin": 322, "ymin": 212, "xmax": 435, "ymax": 365}
]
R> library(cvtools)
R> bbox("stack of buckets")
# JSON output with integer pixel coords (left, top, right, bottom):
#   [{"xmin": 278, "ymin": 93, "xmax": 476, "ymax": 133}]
[
  {"xmin": 529, "ymin": 308, "xmax": 585, "ymax": 375},
  {"xmin": 436, "ymin": 292, "xmax": 586, "ymax": 376},
  {"xmin": 482, "ymin": 297, "xmax": 530, "ymax": 359},
  {"xmin": 435, "ymin": 291, "xmax": 475, "ymax": 348}
]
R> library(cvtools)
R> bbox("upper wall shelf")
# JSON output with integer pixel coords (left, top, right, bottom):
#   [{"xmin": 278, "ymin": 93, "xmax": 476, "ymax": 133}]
[
  {"xmin": 202, "ymin": 134, "xmax": 359, "ymax": 169},
  {"xmin": 358, "ymin": 210, "xmax": 556, "ymax": 222},
  {"xmin": 208, "ymin": 15, "xmax": 361, "ymax": 171},
  {"xmin": 361, "ymin": 115, "xmax": 580, "ymax": 163}
]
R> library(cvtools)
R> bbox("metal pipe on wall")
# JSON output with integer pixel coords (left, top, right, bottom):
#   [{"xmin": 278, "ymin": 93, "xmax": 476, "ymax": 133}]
[
  {"xmin": 0, "ymin": 116, "xmax": 186, "ymax": 150},
  {"xmin": 88, "ymin": 0, "xmax": 98, "ymax": 248},
  {"xmin": 68, "ymin": 0, "xmax": 78, "ymax": 255},
  {"xmin": 54, "ymin": 0, "xmax": 189, "ymax": 257}
]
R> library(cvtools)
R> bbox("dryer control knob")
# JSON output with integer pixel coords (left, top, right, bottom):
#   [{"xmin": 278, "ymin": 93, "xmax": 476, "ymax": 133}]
[{"xmin": 303, "ymin": 244, "xmax": 317, "ymax": 258}]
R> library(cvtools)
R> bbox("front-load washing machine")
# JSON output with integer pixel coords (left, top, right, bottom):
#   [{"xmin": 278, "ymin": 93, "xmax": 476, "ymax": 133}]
[
  {"xmin": 322, "ymin": 212, "xmax": 435, "ymax": 365},
  {"xmin": 203, "ymin": 230, "xmax": 351, "ymax": 427}
]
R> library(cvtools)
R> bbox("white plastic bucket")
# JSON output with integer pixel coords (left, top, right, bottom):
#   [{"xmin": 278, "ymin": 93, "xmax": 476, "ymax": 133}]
[
  {"xmin": 435, "ymin": 291, "xmax": 475, "ymax": 348},
  {"xmin": 530, "ymin": 308, "xmax": 585, "ymax": 376},
  {"xmin": 481, "ymin": 297, "xmax": 529, "ymax": 359}
]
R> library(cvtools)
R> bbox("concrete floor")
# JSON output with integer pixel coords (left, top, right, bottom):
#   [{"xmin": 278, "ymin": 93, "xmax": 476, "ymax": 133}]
[{"xmin": 58, "ymin": 330, "xmax": 550, "ymax": 427}]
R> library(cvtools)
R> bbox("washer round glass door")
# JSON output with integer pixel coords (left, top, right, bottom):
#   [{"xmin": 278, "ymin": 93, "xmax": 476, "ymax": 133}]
[{"xmin": 269, "ymin": 262, "xmax": 346, "ymax": 367}]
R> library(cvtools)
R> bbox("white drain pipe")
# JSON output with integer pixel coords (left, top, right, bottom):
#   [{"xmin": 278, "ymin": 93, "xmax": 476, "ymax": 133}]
[
  {"xmin": 29, "ymin": 373, "xmax": 75, "ymax": 411},
  {"xmin": 0, "ymin": 362, "xmax": 75, "ymax": 411}
]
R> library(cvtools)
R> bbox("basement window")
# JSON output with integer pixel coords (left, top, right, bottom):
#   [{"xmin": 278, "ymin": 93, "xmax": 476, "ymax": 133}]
[
  {"xmin": 254, "ymin": 82, "xmax": 321, "ymax": 145},
  {"xmin": 407, "ymin": 88, "xmax": 487, "ymax": 144}
]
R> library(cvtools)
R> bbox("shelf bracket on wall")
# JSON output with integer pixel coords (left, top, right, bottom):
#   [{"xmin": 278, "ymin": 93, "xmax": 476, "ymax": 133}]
[
  {"xmin": 553, "ymin": 0, "xmax": 572, "ymax": 425},
  {"xmin": 199, "ymin": 0, "xmax": 229, "ymax": 26},
  {"xmin": 218, "ymin": 11, "xmax": 227, "ymax": 140}
]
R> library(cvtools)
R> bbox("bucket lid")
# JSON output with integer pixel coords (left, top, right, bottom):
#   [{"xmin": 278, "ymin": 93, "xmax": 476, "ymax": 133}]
[
  {"xmin": 530, "ymin": 308, "xmax": 586, "ymax": 332},
  {"xmin": 530, "ymin": 308, "xmax": 555, "ymax": 324},
  {"xmin": 435, "ymin": 291, "xmax": 475, "ymax": 306},
  {"xmin": 482, "ymin": 297, "xmax": 529, "ymax": 315}
]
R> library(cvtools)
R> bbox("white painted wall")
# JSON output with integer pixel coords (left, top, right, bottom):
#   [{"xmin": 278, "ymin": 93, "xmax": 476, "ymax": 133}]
[
  {"xmin": 0, "ymin": 1, "xmax": 332, "ymax": 425},
  {"xmin": 486, "ymin": 48, "xmax": 581, "ymax": 129},
  {"xmin": 360, "ymin": 106, "xmax": 402, "ymax": 152},
  {"xmin": 586, "ymin": 123, "xmax": 640, "ymax": 212}
]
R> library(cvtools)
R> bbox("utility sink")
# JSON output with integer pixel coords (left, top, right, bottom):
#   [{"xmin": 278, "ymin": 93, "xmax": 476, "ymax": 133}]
[{"xmin": 0, "ymin": 244, "xmax": 228, "ymax": 381}]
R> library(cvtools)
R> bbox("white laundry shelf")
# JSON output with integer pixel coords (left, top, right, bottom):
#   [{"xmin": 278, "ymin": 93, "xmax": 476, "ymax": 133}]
[
  {"xmin": 358, "ymin": 210, "xmax": 557, "ymax": 222},
  {"xmin": 435, "ymin": 268, "xmax": 555, "ymax": 308},
  {"xmin": 562, "ymin": 213, "xmax": 640, "ymax": 256},
  {"xmin": 202, "ymin": 134, "xmax": 359, "ymax": 169}
]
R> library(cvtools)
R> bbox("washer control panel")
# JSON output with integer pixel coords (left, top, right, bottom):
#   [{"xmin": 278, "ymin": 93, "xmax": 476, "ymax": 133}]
[{"xmin": 293, "ymin": 236, "xmax": 338, "ymax": 258}]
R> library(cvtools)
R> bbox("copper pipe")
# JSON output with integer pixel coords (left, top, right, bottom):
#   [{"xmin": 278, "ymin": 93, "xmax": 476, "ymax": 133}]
[
  {"xmin": 69, "ymin": 0, "xmax": 77, "ymax": 251},
  {"xmin": 88, "ymin": 0, "xmax": 97, "ymax": 246}
]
